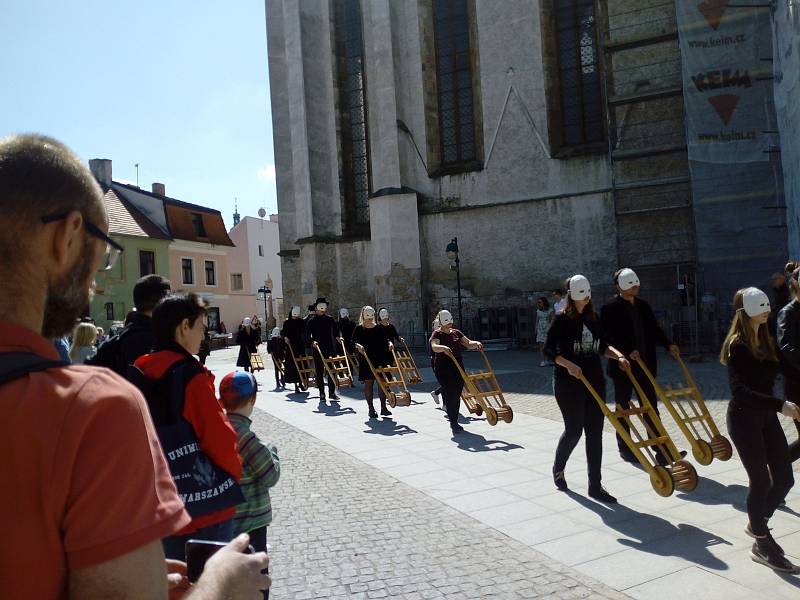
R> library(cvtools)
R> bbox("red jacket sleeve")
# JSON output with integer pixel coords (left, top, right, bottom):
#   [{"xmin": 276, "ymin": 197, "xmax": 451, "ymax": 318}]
[{"xmin": 182, "ymin": 373, "xmax": 243, "ymax": 480}]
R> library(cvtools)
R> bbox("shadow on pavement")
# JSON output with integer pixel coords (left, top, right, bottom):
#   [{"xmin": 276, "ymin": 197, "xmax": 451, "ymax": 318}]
[
  {"xmin": 362, "ymin": 417, "xmax": 417, "ymax": 436},
  {"xmin": 313, "ymin": 400, "xmax": 357, "ymax": 417},
  {"xmin": 566, "ymin": 490, "xmax": 731, "ymax": 570},
  {"xmin": 285, "ymin": 391, "xmax": 309, "ymax": 403},
  {"xmin": 676, "ymin": 477, "xmax": 748, "ymax": 513},
  {"xmin": 451, "ymin": 430, "xmax": 524, "ymax": 453}
]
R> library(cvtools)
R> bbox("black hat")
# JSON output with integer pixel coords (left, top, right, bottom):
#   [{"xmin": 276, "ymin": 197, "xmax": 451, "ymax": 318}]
[
  {"xmin": 307, "ymin": 304, "xmax": 315, "ymax": 311},
  {"xmin": 314, "ymin": 297, "xmax": 329, "ymax": 306}
]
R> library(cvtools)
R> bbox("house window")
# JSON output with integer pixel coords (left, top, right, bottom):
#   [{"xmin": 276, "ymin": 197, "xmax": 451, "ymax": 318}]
[
  {"xmin": 191, "ymin": 213, "xmax": 207, "ymax": 237},
  {"xmin": 105, "ymin": 302, "xmax": 114, "ymax": 321},
  {"xmin": 335, "ymin": 0, "xmax": 371, "ymax": 229},
  {"xmin": 555, "ymin": 0, "xmax": 604, "ymax": 146},
  {"xmin": 205, "ymin": 260, "xmax": 216, "ymax": 286},
  {"xmin": 139, "ymin": 250, "xmax": 155, "ymax": 277},
  {"xmin": 433, "ymin": 0, "xmax": 477, "ymax": 165},
  {"xmin": 231, "ymin": 273, "xmax": 244, "ymax": 291},
  {"xmin": 258, "ymin": 244, "xmax": 264, "ymax": 257},
  {"xmin": 182, "ymin": 258, "xmax": 194, "ymax": 285}
]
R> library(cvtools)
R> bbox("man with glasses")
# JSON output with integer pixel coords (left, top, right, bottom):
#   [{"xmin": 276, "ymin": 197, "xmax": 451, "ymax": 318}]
[{"xmin": 0, "ymin": 135, "xmax": 269, "ymax": 599}]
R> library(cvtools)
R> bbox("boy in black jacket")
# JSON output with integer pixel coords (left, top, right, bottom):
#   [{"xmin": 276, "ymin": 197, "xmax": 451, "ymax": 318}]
[{"xmin": 600, "ymin": 268, "xmax": 680, "ymax": 463}]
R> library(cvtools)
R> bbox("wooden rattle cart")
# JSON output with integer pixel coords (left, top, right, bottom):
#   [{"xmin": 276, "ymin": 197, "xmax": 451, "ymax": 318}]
[
  {"xmin": 634, "ymin": 356, "xmax": 733, "ymax": 465},
  {"xmin": 444, "ymin": 348, "xmax": 513, "ymax": 426},
  {"xmin": 580, "ymin": 370, "xmax": 698, "ymax": 497},
  {"xmin": 312, "ymin": 340, "xmax": 354, "ymax": 389},
  {"xmin": 356, "ymin": 345, "xmax": 412, "ymax": 407},
  {"xmin": 287, "ymin": 343, "xmax": 316, "ymax": 390},
  {"xmin": 391, "ymin": 338, "xmax": 424, "ymax": 385},
  {"xmin": 249, "ymin": 352, "xmax": 265, "ymax": 372}
]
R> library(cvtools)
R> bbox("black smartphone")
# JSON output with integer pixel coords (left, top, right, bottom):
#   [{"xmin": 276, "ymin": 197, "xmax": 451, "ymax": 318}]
[{"xmin": 185, "ymin": 539, "xmax": 255, "ymax": 583}]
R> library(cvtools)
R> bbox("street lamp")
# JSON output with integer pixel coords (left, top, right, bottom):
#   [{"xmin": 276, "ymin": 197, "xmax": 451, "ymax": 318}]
[
  {"xmin": 445, "ymin": 237, "xmax": 463, "ymax": 329},
  {"xmin": 257, "ymin": 285, "xmax": 271, "ymax": 341}
]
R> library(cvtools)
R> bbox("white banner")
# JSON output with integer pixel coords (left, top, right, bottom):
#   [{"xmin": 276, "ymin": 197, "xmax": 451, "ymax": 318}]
[{"xmin": 677, "ymin": 2, "xmax": 774, "ymax": 163}]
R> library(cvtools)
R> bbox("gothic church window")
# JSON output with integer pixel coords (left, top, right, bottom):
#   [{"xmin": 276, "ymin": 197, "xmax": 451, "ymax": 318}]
[{"xmin": 335, "ymin": 0, "xmax": 371, "ymax": 230}]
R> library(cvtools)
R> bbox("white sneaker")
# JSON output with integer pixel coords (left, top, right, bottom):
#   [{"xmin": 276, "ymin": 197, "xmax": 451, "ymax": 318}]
[{"xmin": 430, "ymin": 390, "xmax": 440, "ymax": 405}]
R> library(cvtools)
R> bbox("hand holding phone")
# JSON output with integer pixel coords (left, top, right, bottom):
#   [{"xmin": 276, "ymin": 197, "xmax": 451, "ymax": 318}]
[{"xmin": 185, "ymin": 539, "xmax": 254, "ymax": 583}]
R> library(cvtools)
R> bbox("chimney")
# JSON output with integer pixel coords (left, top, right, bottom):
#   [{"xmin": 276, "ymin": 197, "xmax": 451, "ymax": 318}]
[
  {"xmin": 89, "ymin": 159, "xmax": 112, "ymax": 187},
  {"xmin": 269, "ymin": 213, "xmax": 279, "ymax": 223},
  {"xmin": 152, "ymin": 182, "xmax": 166, "ymax": 196}
]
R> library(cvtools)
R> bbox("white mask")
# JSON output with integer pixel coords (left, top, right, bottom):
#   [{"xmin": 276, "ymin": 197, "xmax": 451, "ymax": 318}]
[
  {"xmin": 568, "ymin": 275, "xmax": 591, "ymax": 302},
  {"xmin": 439, "ymin": 310, "xmax": 454, "ymax": 326},
  {"xmin": 379, "ymin": 309, "xmax": 389, "ymax": 320},
  {"xmin": 243, "ymin": 317, "xmax": 252, "ymax": 326},
  {"xmin": 362, "ymin": 306, "xmax": 376, "ymax": 320},
  {"xmin": 291, "ymin": 306, "xmax": 300, "ymax": 318},
  {"xmin": 316, "ymin": 302, "xmax": 327, "ymax": 312},
  {"xmin": 617, "ymin": 268, "xmax": 640, "ymax": 291},
  {"xmin": 339, "ymin": 308, "xmax": 349, "ymax": 319},
  {"xmin": 742, "ymin": 287, "xmax": 771, "ymax": 317},
  {"xmin": 271, "ymin": 327, "xmax": 281, "ymax": 338}
]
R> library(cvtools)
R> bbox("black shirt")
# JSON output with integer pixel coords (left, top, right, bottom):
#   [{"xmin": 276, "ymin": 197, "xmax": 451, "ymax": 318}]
[
  {"xmin": 544, "ymin": 313, "xmax": 607, "ymax": 379},
  {"xmin": 339, "ymin": 319, "xmax": 357, "ymax": 353},
  {"xmin": 380, "ymin": 323, "xmax": 400, "ymax": 344},
  {"xmin": 305, "ymin": 314, "xmax": 340, "ymax": 356},
  {"xmin": 727, "ymin": 340, "xmax": 783, "ymax": 412},
  {"xmin": 352, "ymin": 324, "xmax": 391, "ymax": 366},
  {"xmin": 281, "ymin": 318, "xmax": 306, "ymax": 355}
]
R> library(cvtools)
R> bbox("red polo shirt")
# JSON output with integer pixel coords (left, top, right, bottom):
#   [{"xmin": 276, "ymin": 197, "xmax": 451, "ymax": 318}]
[{"xmin": 0, "ymin": 320, "xmax": 191, "ymax": 599}]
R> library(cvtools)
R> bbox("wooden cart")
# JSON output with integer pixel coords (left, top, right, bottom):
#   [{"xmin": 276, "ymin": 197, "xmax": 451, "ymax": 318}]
[
  {"xmin": 391, "ymin": 338, "xmax": 424, "ymax": 384},
  {"xmin": 580, "ymin": 370, "xmax": 698, "ymax": 497},
  {"xmin": 312, "ymin": 340, "xmax": 354, "ymax": 389},
  {"xmin": 287, "ymin": 343, "xmax": 316, "ymax": 390},
  {"xmin": 634, "ymin": 356, "xmax": 733, "ymax": 465},
  {"xmin": 444, "ymin": 348, "xmax": 513, "ymax": 426},
  {"xmin": 355, "ymin": 344, "xmax": 411, "ymax": 407},
  {"xmin": 249, "ymin": 352, "xmax": 265, "ymax": 372}
]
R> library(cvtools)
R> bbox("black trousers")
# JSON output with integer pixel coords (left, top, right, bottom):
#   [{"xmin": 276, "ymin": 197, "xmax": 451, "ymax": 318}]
[
  {"xmin": 611, "ymin": 363, "xmax": 662, "ymax": 456},
  {"xmin": 727, "ymin": 406, "xmax": 794, "ymax": 536},
  {"xmin": 434, "ymin": 360, "xmax": 464, "ymax": 427},
  {"xmin": 271, "ymin": 357, "xmax": 284, "ymax": 386},
  {"xmin": 553, "ymin": 373, "xmax": 605, "ymax": 488},
  {"xmin": 782, "ymin": 377, "xmax": 800, "ymax": 462},
  {"xmin": 313, "ymin": 354, "xmax": 336, "ymax": 398}
]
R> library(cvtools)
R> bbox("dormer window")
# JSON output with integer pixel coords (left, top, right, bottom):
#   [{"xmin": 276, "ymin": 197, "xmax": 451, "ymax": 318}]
[{"xmin": 191, "ymin": 213, "xmax": 207, "ymax": 237}]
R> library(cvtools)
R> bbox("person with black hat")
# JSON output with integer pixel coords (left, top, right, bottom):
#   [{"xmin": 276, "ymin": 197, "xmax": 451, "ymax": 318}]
[
  {"xmin": 305, "ymin": 297, "xmax": 340, "ymax": 403},
  {"xmin": 600, "ymin": 268, "xmax": 680, "ymax": 464},
  {"xmin": 281, "ymin": 306, "xmax": 307, "ymax": 393}
]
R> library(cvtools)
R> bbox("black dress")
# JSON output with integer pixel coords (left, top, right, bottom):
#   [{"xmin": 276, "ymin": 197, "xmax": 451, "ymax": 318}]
[
  {"xmin": 236, "ymin": 326, "xmax": 260, "ymax": 368},
  {"xmin": 281, "ymin": 318, "xmax": 305, "ymax": 384},
  {"xmin": 352, "ymin": 324, "xmax": 391, "ymax": 381}
]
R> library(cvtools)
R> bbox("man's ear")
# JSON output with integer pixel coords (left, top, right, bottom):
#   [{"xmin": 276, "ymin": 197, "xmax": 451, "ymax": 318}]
[{"xmin": 49, "ymin": 211, "xmax": 85, "ymax": 274}]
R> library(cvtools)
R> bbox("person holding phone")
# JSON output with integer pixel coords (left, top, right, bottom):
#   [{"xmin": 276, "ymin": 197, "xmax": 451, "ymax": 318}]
[{"xmin": 544, "ymin": 275, "xmax": 630, "ymax": 503}]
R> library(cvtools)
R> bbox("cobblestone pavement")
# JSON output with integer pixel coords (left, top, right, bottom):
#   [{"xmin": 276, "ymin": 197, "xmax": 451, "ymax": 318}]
[{"xmin": 249, "ymin": 407, "xmax": 631, "ymax": 600}]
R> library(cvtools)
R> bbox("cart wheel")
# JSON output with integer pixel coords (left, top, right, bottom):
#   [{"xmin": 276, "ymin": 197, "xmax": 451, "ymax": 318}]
[
  {"xmin": 501, "ymin": 406, "xmax": 513, "ymax": 423},
  {"xmin": 649, "ymin": 465, "xmax": 674, "ymax": 497},
  {"xmin": 710, "ymin": 435, "xmax": 733, "ymax": 461},
  {"xmin": 485, "ymin": 406, "xmax": 498, "ymax": 426},
  {"xmin": 671, "ymin": 460, "xmax": 699, "ymax": 493},
  {"xmin": 388, "ymin": 394, "xmax": 397, "ymax": 408},
  {"xmin": 692, "ymin": 439, "xmax": 714, "ymax": 466},
  {"xmin": 401, "ymin": 392, "xmax": 411, "ymax": 406}
]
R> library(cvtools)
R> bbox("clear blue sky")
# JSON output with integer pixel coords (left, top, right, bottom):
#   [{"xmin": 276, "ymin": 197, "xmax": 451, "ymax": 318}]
[{"xmin": 0, "ymin": 0, "xmax": 276, "ymax": 229}]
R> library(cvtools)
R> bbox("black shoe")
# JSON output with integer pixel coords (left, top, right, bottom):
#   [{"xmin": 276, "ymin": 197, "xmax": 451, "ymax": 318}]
[
  {"xmin": 450, "ymin": 423, "xmax": 464, "ymax": 434},
  {"xmin": 750, "ymin": 539, "xmax": 799, "ymax": 573},
  {"xmin": 368, "ymin": 408, "xmax": 378, "ymax": 419},
  {"xmin": 746, "ymin": 524, "xmax": 785, "ymax": 555},
  {"xmin": 553, "ymin": 469, "xmax": 568, "ymax": 491},
  {"xmin": 330, "ymin": 391, "xmax": 339, "ymax": 400},
  {"xmin": 619, "ymin": 450, "xmax": 638, "ymax": 464},
  {"xmin": 380, "ymin": 407, "xmax": 392, "ymax": 416},
  {"xmin": 588, "ymin": 486, "xmax": 618, "ymax": 504}
]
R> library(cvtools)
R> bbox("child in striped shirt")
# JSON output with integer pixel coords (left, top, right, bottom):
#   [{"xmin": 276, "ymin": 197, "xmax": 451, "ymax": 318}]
[{"xmin": 220, "ymin": 371, "xmax": 281, "ymax": 599}]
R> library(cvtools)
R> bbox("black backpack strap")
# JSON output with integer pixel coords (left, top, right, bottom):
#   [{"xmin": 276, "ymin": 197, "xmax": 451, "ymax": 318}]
[{"xmin": 0, "ymin": 352, "xmax": 68, "ymax": 386}]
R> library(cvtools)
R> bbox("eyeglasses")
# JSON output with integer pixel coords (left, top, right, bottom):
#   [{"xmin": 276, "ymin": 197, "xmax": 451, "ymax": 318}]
[{"xmin": 41, "ymin": 212, "xmax": 124, "ymax": 271}]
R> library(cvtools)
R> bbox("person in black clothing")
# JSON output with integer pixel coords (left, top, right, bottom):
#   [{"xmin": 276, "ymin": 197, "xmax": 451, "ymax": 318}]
[
  {"xmin": 429, "ymin": 316, "xmax": 443, "ymax": 408},
  {"xmin": 87, "ymin": 274, "xmax": 171, "ymax": 376},
  {"xmin": 721, "ymin": 287, "xmax": 800, "ymax": 573},
  {"xmin": 430, "ymin": 309, "xmax": 483, "ymax": 435},
  {"xmin": 544, "ymin": 275, "xmax": 630, "ymax": 504},
  {"xmin": 198, "ymin": 326, "xmax": 211, "ymax": 365},
  {"xmin": 769, "ymin": 267, "xmax": 794, "ymax": 337},
  {"xmin": 352, "ymin": 306, "xmax": 392, "ymax": 418},
  {"xmin": 267, "ymin": 326, "xmax": 286, "ymax": 389},
  {"xmin": 378, "ymin": 308, "xmax": 400, "ymax": 345},
  {"xmin": 600, "ymin": 268, "xmax": 681, "ymax": 464},
  {"xmin": 338, "ymin": 308, "xmax": 356, "ymax": 355},
  {"xmin": 236, "ymin": 317, "xmax": 260, "ymax": 373},
  {"xmin": 281, "ymin": 306, "xmax": 306, "ymax": 393},
  {"xmin": 777, "ymin": 267, "xmax": 800, "ymax": 462},
  {"xmin": 305, "ymin": 297, "xmax": 340, "ymax": 403}
]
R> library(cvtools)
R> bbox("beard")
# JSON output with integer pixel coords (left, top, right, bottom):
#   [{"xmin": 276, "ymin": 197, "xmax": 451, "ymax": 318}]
[{"xmin": 42, "ymin": 238, "xmax": 96, "ymax": 339}]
